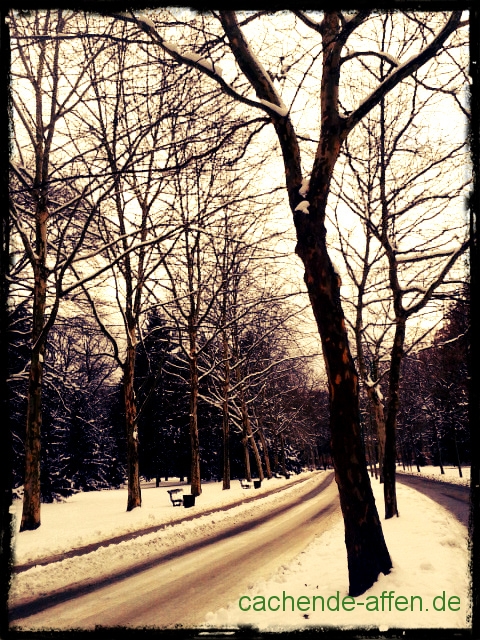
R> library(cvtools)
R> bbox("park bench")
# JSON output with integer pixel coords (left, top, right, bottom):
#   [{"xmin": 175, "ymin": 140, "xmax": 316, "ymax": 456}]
[
  {"xmin": 167, "ymin": 488, "xmax": 184, "ymax": 506},
  {"xmin": 240, "ymin": 479, "xmax": 252, "ymax": 489}
]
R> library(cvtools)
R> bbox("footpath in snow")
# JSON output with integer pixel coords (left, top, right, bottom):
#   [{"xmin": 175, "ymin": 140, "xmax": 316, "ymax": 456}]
[{"xmin": 206, "ymin": 466, "xmax": 471, "ymax": 632}]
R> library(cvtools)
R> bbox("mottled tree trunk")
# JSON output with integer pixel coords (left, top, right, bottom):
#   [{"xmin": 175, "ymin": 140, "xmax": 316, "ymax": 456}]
[
  {"xmin": 124, "ymin": 340, "xmax": 141, "ymax": 511},
  {"xmin": 368, "ymin": 388, "xmax": 386, "ymax": 483},
  {"xmin": 241, "ymin": 427, "xmax": 251, "ymax": 482},
  {"xmin": 295, "ymin": 210, "xmax": 392, "ymax": 595},
  {"xmin": 452, "ymin": 425, "xmax": 463, "ymax": 478},
  {"xmin": 21, "ymin": 347, "xmax": 44, "ymax": 531}
]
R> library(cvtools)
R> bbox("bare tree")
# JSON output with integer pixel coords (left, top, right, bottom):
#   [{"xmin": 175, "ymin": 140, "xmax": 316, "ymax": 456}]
[
  {"xmin": 160, "ymin": 129, "xmax": 273, "ymax": 496},
  {"xmin": 9, "ymin": 10, "xmax": 111, "ymax": 530},
  {"xmin": 72, "ymin": 24, "xmax": 189, "ymax": 510},
  {"xmin": 331, "ymin": 21, "xmax": 469, "ymax": 516},
  {"xmin": 116, "ymin": 9, "xmax": 465, "ymax": 594}
]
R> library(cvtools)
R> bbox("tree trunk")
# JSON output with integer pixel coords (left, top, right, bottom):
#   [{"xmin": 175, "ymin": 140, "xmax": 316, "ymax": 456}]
[
  {"xmin": 368, "ymin": 388, "xmax": 386, "ymax": 483},
  {"xmin": 433, "ymin": 422, "xmax": 445, "ymax": 474},
  {"xmin": 240, "ymin": 396, "xmax": 263, "ymax": 481},
  {"xmin": 409, "ymin": 425, "xmax": 421, "ymax": 473},
  {"xmin": 222, "ymin": 329, "xmax": 230, "ymax": 490},
  {"xmin": 189, "ymin": 329, "xmax": 202, "ymax": 496},
  {"xmin": 21, "ymin": 206, "xmax": 48, "ymax": 531},
  {"xmin": 222, "ymin": 395, "xmax": 230, "ymax": 489},
  {"xmin": 124, "ymin": 340, "xmax": 141, "ymax": 511},
  {"xmin": 295, "ymin": 212, "xmax": 392, "ymax": 596},
  {"xmin": 242, "ymin": 428, "xmax": 251, "ymax": 482},
  {"xmin": 20, "ymin": 347, "xmax": 44, "ymax": 530},
  {"xmin": 256, "ymin": 418, "xmax": 272, "ymax": 479},
  {"xmin": 247, "ymin": 422, "xmax": 264, "ymax": 481},
  {"xmin": 280, "ymin": 433, "xmax": 287, "ymax": 477},
  {"xmin": 453, "ymin": 425, "xmax": 463, "ymax": 478},
  {"xmin": 383, "ymin": 318, "xmax": 406, "ymax": 518}
]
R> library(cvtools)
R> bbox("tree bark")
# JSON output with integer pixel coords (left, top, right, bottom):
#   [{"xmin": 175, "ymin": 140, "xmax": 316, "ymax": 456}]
[
  {"xmin": 383, "ymin": 318, "xmax": 405, "ymax": 518},
  {"xmin": 189, "ymin": 326, "xmax": 202, "ymax": 496},
  {"xmin": 255, "ymin": 412, "xmax": 272, "ymax": 479},
  {"xmin": 241, "ymin": 425, "xmax": 252, "ymax": 482},
  {"xmin": 20, "ymin": 205, "xmax": 48, "ymax": 531},
  {"xmin": 369, "ymin": 388, "xmax": 386, "ymax": 483},
  {"xmin": 295, "ymin": 213, "xmax": 392, "ymax": 594},
  {"xmin": 247, "ymin": 420, "xmax": 264, "ymax": 481},
  {"xmin": 21, "ymin": 348, "xmax": 44, "ymax": 530},
  {"xmin": 221, "ymin": 329, "xmax": 231, "ymax": 490},
  {"xmin": 124, "ymin": 339, "xmax": 141, "ymax": 511}
]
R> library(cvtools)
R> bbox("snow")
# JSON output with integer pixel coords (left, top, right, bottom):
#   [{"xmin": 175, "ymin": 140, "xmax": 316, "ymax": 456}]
[
  {"xmin": 397, "ymin": 464, "xmax": 470, "ymax": 487},
  {"xmin": 9, "ymin": 469, "xmax": 470, "ymax": 632},
  {"xmin": 295, "ymin": 200, "xmax": 310, "ymax": 214},
  {"xmin": 9, "ymin": 473, "xmax": 322, "ymax": 604},
  {"xmin": 163, "ymin": 41, "xmax": 179, "ymax": 54},
  {"xmin": 175, "ymin": 53, "xmax": 223, "ymax": 78},
  {"xmin": 365, "ymin": 375, "xmax": 374, "ymax": 387},
  {"xmin": 364, "ymin": 377, "xmax": 383, "ymax": 400},
  {"xmin": 198, "ymin": 60, "xmax": 215, "ymax": 73},
  {"xmin": 299, "ymin": 178, "xmax": 310, "ymax": 197},
  {"xmin": 136, "ymin": 14, "xmax": 156, "ymax": 30},
  {"xmin": 206, "ymin": 477, "xmax": 470, "ymax": 631},
  {"xmin": 182, "ymin": 52, "xmax": 203, "ymax": 63},
  {"xmin": 258, "ymin": 99, "xmax": 289, "ymax": 117}
]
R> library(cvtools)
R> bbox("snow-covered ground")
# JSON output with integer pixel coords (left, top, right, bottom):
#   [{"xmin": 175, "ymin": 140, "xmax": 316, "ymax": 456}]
[
  {"xmin": 396, "ymin": 464, "xmax": 470, "ymax": 487},
  {"xmin": 9, "ymin": 468, "xmax": 470, "ymax": 632},
  {"xmin": 9, "ymin": 472, "xmax": 315, "ymax": 567},
  {"xmin": 9, "ymin": 472, "xmax": 325, "ymax": 604},
  {"xmin": 206, "ymin": 476, "xmax": 470, "ymax": 632}
]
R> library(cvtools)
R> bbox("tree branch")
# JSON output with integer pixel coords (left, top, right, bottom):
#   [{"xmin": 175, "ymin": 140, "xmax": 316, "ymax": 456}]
[{"xmin": 343, "ymin": 11, "xmax": 463, "ymax": 135}]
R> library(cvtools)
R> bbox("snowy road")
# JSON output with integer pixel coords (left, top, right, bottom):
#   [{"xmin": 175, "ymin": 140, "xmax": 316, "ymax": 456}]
[{"xmin": 10, "ymin": 472, "xmax": 340, "ymax": 630}]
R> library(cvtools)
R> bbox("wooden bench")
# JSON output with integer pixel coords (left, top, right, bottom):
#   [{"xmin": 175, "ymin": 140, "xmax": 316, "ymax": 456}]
[
  {"xmin": 240, "ymin": 479, "xmax": 252, "ymax": 489},
  {"xmin": 167, "ymin": 488, "xmax": 184, "ymax": 506}
]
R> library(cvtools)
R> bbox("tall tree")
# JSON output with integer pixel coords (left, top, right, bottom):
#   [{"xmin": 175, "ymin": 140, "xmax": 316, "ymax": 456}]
[
  {"xmin": 121, "ymin": 9, "xmax": 465, "ymax": 594},
  {"xmin": 332, "ymin": 21, "xmax": 469, "ymax": 515},
  {"xmin": 74, "ymin": 23, "xmax": 189, "ymax": 510},
  {"xmin": 9, "ymin": 10, "xmax": 108, "ymax": 530}
]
